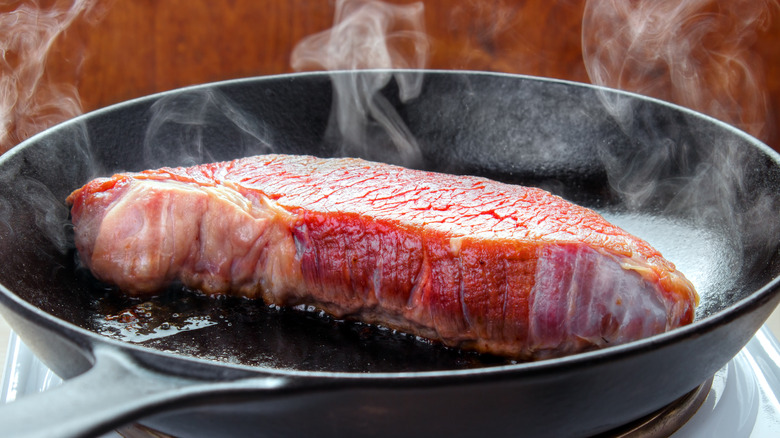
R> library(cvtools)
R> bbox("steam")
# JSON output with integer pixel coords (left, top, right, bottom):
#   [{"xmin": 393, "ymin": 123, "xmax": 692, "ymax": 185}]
[
  {"xmin": 0, "ymin": 0, "xmax": 106, "ymax": 154},
  {"xmin": 582, "ymin": 0, "xmax": 780, "ymax": 279},
  {"xmin": 582, "ymin": 0, "xmax": 776, "ymax": 142},
  {"xmin": 0, "ymin": 0, "xmax": 107, "ymax": 256},
  {"xmin": 291, "ymin": 0, "xmax": 429, "ymax": 166},
  {"xmin": 142, "ymin": 89, "xmax": 275, "ymax": 169},
  {"xmin": 0, "ymin": 119, "xmax": 93, "ymax": 254}
]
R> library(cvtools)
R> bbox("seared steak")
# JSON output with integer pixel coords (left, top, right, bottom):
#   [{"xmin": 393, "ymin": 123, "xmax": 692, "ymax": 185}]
[{"xmin": 67, "ymin": 154, "xmax": 698, "ymax": 359}]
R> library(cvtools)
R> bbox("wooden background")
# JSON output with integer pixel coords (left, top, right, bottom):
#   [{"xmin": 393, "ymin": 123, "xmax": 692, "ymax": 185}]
[{"xmin": 2, "ymin": 0, "xmax": 779, "ymax": 152}]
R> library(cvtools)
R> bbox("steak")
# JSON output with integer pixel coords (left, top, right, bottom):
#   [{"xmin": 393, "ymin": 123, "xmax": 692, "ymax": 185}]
[{"xmin": 67, "ymin": 154, "xmax": 698, "ymax": 359}]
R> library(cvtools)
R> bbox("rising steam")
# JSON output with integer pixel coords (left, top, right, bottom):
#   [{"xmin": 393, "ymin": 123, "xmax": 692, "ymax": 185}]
[
  {"xmin": 582, "ymin": 0, "xmax": 777, "ymax": 142},
  {"xmin": 582, "ymin": 0, "xmax": 780, "ymax": 281},
  {"xmin": 291, "ymin": 0, "xmax": 429, "ymax": 166},
  {"xmin": 0, "ymin": 0, "xmax": 110, "ymax": 256},
  {"xmin": 0, "ymin": 0, "xmax": 106, "ymax": 153},
  {"xmin": 142, "ymin": 89, "xmax": 275, "ymax": 169}
]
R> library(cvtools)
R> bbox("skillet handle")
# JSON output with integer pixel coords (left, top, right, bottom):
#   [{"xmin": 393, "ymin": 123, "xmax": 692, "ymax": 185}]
[{"xmin": 0, "ymin": 345, "xmax": 290, "ymax": 438}]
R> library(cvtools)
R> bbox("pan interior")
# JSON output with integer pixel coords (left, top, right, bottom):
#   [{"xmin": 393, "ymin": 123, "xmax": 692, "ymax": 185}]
[{"xmin": 0, "ymin": 71, "xmax": 778, "ymax": 373}]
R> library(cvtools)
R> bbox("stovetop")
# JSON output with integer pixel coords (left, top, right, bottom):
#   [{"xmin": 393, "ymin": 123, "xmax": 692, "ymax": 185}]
[{"xmin": 2, "ymin": 327, "xmax": 780, "ymax": 437}]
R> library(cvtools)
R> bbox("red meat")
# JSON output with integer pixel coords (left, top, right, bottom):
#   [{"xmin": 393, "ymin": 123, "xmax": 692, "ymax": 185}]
[{"xmin": 67, "ymin": 154, "xmax": 698, "ymax": 359}]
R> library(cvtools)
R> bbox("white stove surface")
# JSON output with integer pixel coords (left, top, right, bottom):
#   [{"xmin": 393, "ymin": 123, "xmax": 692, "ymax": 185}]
[{"xmin": 2, "ymin": 327, "xmax": 780, "ymax": 437}]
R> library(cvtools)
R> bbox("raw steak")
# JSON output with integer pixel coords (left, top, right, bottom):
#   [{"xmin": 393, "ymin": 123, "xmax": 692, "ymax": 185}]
[{"xmin": 67, "ymin": 154, "xmax": 698, "ymax": 359}]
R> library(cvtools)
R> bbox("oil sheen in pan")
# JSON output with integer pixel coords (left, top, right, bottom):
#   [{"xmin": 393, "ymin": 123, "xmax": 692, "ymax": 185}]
[
  {"xmin": 88, "ymin": 282, "xmax": 514, "ymax": 373},
  {"xmin": 87, "ymin": 212, "xmax": 730, "ymax": 373}
]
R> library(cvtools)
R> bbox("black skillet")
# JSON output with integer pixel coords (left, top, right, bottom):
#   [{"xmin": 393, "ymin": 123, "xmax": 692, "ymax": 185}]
[{"xmin": 1, "ymin": 71, "xmax": 779, "ymax": 438}]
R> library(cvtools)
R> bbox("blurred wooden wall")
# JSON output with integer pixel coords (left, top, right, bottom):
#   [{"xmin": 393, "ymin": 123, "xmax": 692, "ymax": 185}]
[{"xmin": 5, "ymin": 0, "xmax": 780, "ymax": 151}]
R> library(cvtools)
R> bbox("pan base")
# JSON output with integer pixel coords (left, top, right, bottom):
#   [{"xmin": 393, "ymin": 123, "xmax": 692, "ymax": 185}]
[
  {"xmin": 596, "ymin": 377, "xmax": 713, "ymax": 437},
  {"xmin": 111, "ymin": 378, "xmax": 714, "ymax": 438}
]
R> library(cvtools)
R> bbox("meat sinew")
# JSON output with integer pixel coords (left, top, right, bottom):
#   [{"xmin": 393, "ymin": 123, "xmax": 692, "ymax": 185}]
[{"xmin": 67, "ymin": 154, "xmax": 698, "ymax": 359}]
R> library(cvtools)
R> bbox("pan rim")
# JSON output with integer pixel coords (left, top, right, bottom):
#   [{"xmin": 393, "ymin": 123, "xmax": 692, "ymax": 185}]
[{"xmin": 1, "ymin": 69, "xmax": 779, "ymax": 381}]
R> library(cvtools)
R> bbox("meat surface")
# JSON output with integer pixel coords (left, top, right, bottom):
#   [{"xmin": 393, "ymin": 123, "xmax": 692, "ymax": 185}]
[{"xmin": 67, "ymin": 154, "xmax": 698, "ymax": 359}]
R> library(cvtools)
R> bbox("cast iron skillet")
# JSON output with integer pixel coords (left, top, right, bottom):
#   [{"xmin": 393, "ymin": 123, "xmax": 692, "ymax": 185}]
[{"xmin": 0, "ymin": 71, "xmax": 779, "ymax": 438}]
